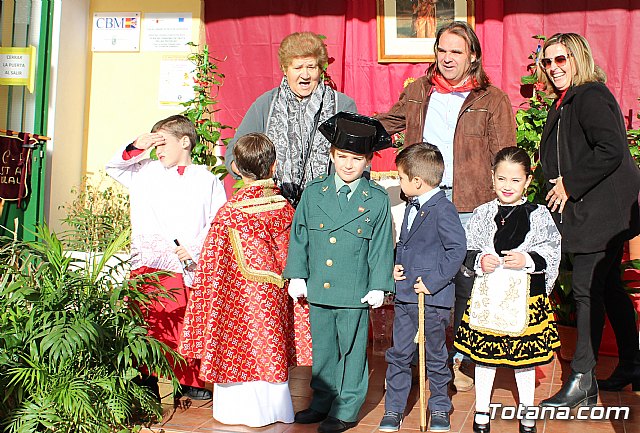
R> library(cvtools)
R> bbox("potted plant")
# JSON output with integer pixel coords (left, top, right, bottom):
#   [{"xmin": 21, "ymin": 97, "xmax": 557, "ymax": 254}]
[
  {"xmin": 0, "ymin": 224, "xmax": 180, "ymax": 432},
  {"xmin": 58, "ymin": 172, "xmax": 131, "ymax": 275}
]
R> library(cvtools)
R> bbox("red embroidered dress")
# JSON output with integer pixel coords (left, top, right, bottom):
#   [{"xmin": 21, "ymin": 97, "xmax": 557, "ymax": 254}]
[{"xmin": 180, "ymin": 179, "xmax": 312, "ymax": 383}]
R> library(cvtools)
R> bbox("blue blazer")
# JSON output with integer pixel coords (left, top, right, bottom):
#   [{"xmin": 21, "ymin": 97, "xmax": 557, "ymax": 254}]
[{"xmin": 395, "ymin": 190, "xmax": 466, "ymax": 307}]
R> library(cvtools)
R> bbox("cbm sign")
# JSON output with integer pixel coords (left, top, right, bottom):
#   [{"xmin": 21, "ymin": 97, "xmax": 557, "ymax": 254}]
[
  {"xmin": 95, "ymin": 16, "xmax": 138, "ymax": 29},
  {"xmin": 92, "ymin": 12, "xmax": 140, "ymax": 52}
]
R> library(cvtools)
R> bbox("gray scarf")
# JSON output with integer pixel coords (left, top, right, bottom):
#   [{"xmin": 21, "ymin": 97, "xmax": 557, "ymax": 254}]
[{"xmin": 266, "ymin": 78, "xmax": 337, "ymax": 205}]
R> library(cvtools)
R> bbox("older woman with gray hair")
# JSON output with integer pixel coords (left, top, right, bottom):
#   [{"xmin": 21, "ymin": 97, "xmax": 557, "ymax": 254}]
[{"xmin": 225, "ymin": 32, "xmax": 357, "ymax": 206}]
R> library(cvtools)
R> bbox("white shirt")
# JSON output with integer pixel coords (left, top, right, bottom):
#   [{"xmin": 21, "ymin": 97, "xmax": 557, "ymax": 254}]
[
  {"xmin": 422, "ymin": 90, "xmax": 470, "ymax": 188},
  {"xmin": 407, "ymin": 187, "xmax": 441, "ymax": 231},
  {"xmin": 106, "ymin": 144, "xmax": 227, "ymax": 286}
]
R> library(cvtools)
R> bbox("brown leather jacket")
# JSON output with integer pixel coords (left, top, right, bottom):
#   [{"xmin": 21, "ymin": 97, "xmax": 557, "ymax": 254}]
[{"xmin": 377, "ymin": 76, "xmax": 516, "ymax": 212}]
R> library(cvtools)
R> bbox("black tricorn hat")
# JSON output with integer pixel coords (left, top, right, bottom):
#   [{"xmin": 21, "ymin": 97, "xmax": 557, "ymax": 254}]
[{"xmin": 319, "ymin": 111, "xmax": 392, "ymax": 155}]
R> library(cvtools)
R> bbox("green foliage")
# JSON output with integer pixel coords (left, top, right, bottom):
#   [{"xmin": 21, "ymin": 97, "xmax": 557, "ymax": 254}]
[
  {"xmin": 181, "ymin": 42, "xmax": 232, "ymax": 176},
  {"xmin": 628, "ymin": 98, "xmax": 640, "ymax": 168},
  {"xmin": 0, "ymin": 225, "xmax": 181, "ymax": 432},
  {"xmin": 515, "ymin": 35, "xmax": 552, "ymax": 205},
  {"xmin": 59, "ymin": 173, "xmax": 130, "ymax": 252},
  {"xmin": 621, "ymin": 259, "xmax": 640, "ymax": 294}
]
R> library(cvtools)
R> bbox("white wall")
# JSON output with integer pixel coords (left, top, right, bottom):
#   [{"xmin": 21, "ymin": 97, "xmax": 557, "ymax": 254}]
[{"xmin": 46, "ymin": 0, "xmax": 91, "ymax": 233}]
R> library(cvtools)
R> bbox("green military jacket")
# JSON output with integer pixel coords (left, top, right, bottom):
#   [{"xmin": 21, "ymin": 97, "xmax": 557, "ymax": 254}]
[{"xmin": 284, "ymin": 175, "xmax": 395, "ymax": 308}]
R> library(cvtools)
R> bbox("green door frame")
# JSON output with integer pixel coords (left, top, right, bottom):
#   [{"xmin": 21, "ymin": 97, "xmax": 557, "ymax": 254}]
[{"xmin": 1, "ymin": 0, "xmax": 54, "ymax": 241}]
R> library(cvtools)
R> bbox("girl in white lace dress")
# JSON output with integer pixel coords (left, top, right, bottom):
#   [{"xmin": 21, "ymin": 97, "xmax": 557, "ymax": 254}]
[{"xmin": 453, "ymin": 147, "xmax": 561, "ymax": 433}]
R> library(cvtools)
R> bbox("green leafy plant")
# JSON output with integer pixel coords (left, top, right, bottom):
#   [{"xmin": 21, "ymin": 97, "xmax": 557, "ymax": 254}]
[
  {"xmin": 59, "ymin": 172, "xmax": 130, "ymax": 252},
  {"xmin": 181, "ymin": 42, "xmax": 232, "ymax": 177},
  {"xmin": 621, "ymin": 259, "xmax": 640, "ymax": 294},
  {"xmin": 627, "ymin": 98, "xmax": 640, "ymax": 167},
  {"xmin": 0, "ymin": 225, "xmax": 180, "ymax": 432}
]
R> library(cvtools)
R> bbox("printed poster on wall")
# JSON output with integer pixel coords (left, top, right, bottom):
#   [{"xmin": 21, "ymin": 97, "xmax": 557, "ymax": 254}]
[
  {"xmin": 158, "ymin": 56, "xmax": 195, "ymax": 107},
  {"xmin": 142, "ymin": 13, "xmax": 192, "ymax": 52},
  {"xmin": 92, "ymin": 12, "xmax": 141, "ymax": 52}
]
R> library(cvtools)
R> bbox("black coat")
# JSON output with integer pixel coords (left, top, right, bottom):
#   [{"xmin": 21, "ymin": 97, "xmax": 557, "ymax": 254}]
[{"xmin": 540, "ymin": 81, "xmax": 640, "ymax": 253}]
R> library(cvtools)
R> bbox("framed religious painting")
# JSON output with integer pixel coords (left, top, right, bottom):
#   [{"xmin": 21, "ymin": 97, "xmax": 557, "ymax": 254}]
[{"xmin": 377, "ymin": 0, "xmax": 475, "ymax": 63}]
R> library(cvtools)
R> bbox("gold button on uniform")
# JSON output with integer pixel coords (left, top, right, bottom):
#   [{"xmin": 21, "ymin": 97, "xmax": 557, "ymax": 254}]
[
  {"xmin": 357, "ymin": 228, "xmax": 362, "ymax": 234},
  {"xmin": 319, "ymin": 223, "xmax": 324, "ymax": 228},
  {"xmin": 326, "ymin": 259, "xmax": 333, "ymax": 267},
  {"xmin": 323, "ymin": 282, "xmax": 331, "ymax": 289},
  {"xmin": 329, "ymin": 237, "xmax": 337, "ymax": 244}
]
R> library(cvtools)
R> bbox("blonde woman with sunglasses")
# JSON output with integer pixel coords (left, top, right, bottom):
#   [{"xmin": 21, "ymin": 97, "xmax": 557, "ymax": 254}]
[{"xmin": 536, "ymin": 33, "xmax": 640, "ymax": 408}]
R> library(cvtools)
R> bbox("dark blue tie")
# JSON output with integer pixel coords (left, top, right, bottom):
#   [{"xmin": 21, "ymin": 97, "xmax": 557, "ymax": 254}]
[
  {"xmin": 409, "ymin": 197, "xmax": 420, "ymax": 211},
  {"xmin": 338, "ymin": 185, "xmax": 351, "ymax": 211}
]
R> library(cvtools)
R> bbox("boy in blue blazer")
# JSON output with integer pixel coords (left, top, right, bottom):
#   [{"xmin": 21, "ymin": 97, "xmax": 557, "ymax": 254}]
[{"xmin": 379, "ymin": 143, "xmax": 466, "ymax": 433}]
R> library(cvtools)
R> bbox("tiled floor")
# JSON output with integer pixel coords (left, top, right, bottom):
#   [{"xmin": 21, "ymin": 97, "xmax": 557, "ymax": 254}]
[{"xmin": 142, "ymin": 352, "xmax": 639, "ymax": 433}]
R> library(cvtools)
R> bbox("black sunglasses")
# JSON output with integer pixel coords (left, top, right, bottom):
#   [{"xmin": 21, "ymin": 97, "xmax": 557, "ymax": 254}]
[{"xmin": 540, "ymin": 54, "xmax": 572, "ymax": 69}]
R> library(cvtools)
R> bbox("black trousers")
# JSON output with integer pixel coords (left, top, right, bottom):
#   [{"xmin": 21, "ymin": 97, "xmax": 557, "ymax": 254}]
[{"xmin": 571, "ymin": 240, "xmax": 640, "ymax": 373}]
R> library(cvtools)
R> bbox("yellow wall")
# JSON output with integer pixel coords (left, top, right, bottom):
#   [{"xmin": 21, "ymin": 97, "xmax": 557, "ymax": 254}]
[
  {"xmin": 85, "ymin": 0, "xmax": 203, "ymax": 175},
  {"xmin": 47, "ymin": 0, "xmax": 203, "ymax": 232}
]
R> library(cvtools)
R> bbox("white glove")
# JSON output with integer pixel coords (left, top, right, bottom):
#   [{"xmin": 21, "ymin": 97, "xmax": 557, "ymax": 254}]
[
  {"xmin": 287, "ymin": 278, "xmax": 307, "ymax": 299},
  {"xmin": 361, "ymin": 290, "xmax": 385, "ymax": 308}
]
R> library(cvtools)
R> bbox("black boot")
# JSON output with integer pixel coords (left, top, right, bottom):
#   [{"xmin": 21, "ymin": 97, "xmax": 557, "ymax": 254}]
[
  {"xmin": 597, "ymin": 361, "xmax": 640, "ymax": 391},
  {"xmin": 540, "ymin": 370, "xmax": 597, "ymax": 408}
]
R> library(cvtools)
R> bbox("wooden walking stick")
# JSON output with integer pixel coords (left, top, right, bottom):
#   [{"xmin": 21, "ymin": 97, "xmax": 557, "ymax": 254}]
[{"xmin": 418, "ymin": 291, "xmax": 427, "ymax": 432}]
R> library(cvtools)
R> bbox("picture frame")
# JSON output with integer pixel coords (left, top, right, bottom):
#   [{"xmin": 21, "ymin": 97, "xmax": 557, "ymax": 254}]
[{"xmin": 377, "ymin": 0, "xmax": 475, "ymax": 63}]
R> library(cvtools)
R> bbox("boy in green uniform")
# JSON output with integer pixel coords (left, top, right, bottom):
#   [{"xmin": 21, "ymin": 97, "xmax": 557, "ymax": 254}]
[{"xmin": 284, "ymin": 112, "xmax": 395, "ymax": 433}]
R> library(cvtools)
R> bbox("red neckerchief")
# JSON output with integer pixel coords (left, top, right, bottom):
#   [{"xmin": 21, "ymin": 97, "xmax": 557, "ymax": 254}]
[
  {"xmin": 555, "ymin": 88, "xmax": 568, "ymax": 108},
  {"xmin": 177, "ymin": 166, "xmax": 186, "ymax": 175},
  {"xmin": 432, "ymin": 73, "xmax": 478, "ymax": 94}
]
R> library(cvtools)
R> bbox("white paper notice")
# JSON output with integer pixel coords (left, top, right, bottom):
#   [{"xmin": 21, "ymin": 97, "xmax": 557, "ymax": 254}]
[
  {"xmin": 92, "ymin": 12, "xmax": 141, "ymax": 52},
  {"xmin": 158, "ymin": 56, "xmax": 195, "ymax": 107},
  {"xmin": 142, "ymin": 13, "xmax": 192, "ymax": 52}
]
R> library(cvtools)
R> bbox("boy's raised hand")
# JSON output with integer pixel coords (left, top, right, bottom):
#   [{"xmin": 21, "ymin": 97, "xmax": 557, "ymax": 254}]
[
  {"xmin": 361, "ymin": 290, "xmax": 385, "ymax": 308},
  {"xmin": 133, "ymin": 132, "xmax": 165, "ymax": 150}
]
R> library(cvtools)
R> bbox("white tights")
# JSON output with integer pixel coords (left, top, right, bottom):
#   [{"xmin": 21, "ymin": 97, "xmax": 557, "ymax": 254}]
[{"xmin": 474, "ymin": 365, "xmax": 536, "ymax": 427}]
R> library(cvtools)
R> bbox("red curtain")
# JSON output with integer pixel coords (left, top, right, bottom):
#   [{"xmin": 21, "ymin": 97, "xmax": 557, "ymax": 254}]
[{"xmin": 205, "ymin": 0, "xmax": 640, "ymax": 150}]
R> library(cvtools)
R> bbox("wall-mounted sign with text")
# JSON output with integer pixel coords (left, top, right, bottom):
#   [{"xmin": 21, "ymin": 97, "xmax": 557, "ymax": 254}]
[
  {"xmin": 142, "ymin": 13, "xmax": 193, "ymax": 52},
  {"xmin": 0, "ymin": 46, "xmax": 36, "ymax": 92},
  {"xmin": 92, "ymin": 12, "xmax": 141, "ymax": 52}
]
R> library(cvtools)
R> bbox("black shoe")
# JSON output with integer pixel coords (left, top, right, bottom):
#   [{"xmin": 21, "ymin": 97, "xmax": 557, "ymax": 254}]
[
  {"xmin": 379, "ymin": 411, "xmax": 403, "ymax": 432},
  {"xmin": 318, "ymin": 416, "xmax": 357, "ymax": 433},
  {"xmin": 472, "ymin": 411, "xmax": 490, "ymax": 433},
  {"xmin": 540, "ymin": 369, "xmax": 598, "ymax": 408},
  {"xmin": 597, "ymin": 361, "xmax": 640, "ymax": 392},
  {"xmin": 519, "ymin": 421, "xmax": 537, "ymax": 433},
  {"xmin": 295, "ymin": 408, "xmax": 328, "ymax": 424},
  {"xmin": 429, "ymin": 411, "xmax": 450, "ymax": 432},
  {"xmin": 180, "ymin": 385, "xmax": 212, "ymax": 400}
]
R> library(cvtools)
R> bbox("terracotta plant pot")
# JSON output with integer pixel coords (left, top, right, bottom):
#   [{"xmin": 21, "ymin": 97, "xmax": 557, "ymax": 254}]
[{"xmin": 556, "ymin": 324, "xmax": 578, "ymax": 361}]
